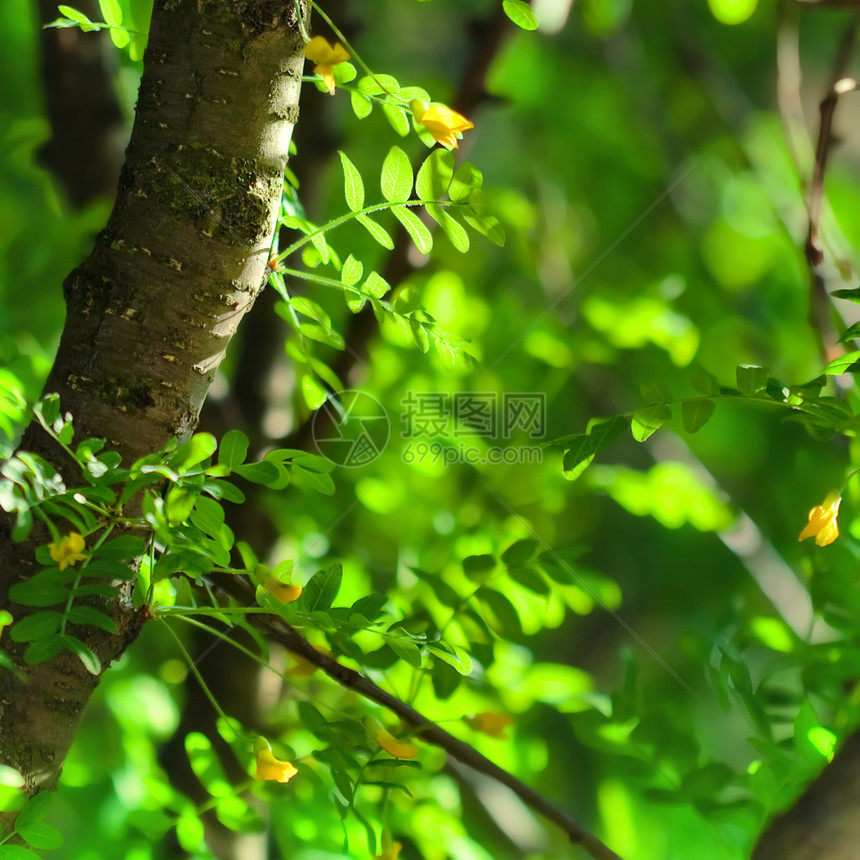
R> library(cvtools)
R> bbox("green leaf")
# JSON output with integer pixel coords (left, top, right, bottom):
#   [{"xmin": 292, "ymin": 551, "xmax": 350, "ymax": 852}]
[
  {"xmin": 338, "ymin": 151, "xmax": 365, "ymax": 212},
  {"xmin": 109, "ymin": 26, "xmax": 130, "ymax": 49},
  {"xmin": 463, "ymin": 212, "xmax": 505, "ymax": 246},
  {"xmin": 691, "ymin": 367, "xmax": 720, "ymax": 396},
  {"xmin": 91, "ymin": 535, "xmax": 146, "ymax": 561},
  {"xmin": 76, "ymin": 558, "xmax": 135, "ymax": 580},
  {"xmin": 351, "ymin": 593, "xmax": 388, "ymax": 621},
  {"xmin": 66, "ymin": 606, "xmax": 118, "ymax": 634},
  {"xmin": 410, "ymin": 318, "xmax": 430, "ymax": 354},
  {"xmin": 233, "ymin": 461, "xmax": 283, "ymax": 486},
  {"xmin": 426, "ymin": 642, "xmax": 472, "ymax": 676},
  {"xmin": 588, "ymin": 415, "xmax": 629, "ymax": 453},
  {"xmin": 190, "ymin": 495, "xmax": 226, "ymax": 538},
  {"xmin": 838, "ymin": 321, "xmax": 860, "ymax": 343},
  {"xmin": 356, "ymin": 214, "xmax": 394, "ymax": 249},
  {"xmin": 291, "ymin": 463, "xmax": 336, "ymax": 495},
  {"xmin": 218, "ymin": 429, "xmax": 249, "ymax": 470},
  {"xmin": 363, "ymin": 271, "xmax": 389, "ymax": 299},
  {"xmin": 297, "ymin": 702, "xmax": 332, "ymax": 740},
  {"xmin": 185, "ymin": 732, "xmax": 232, "ymax": 798},
  {"xmin": 351, "ymin": 90, "xmax": 373, "ymax": 119},
  {"xmin": 61, "ymin": 635, "xmax": 101, "ymax": 675},
  {"xmin": 169, "ymin": 434, "xmax": 217, "ymax": 471},
  {"xmin": 0, "ymin": 845, "xmax": 42, "ymax": 859},
  {"xmin": 562, "ymin": 436, "xmax": 594, "ymax": 481},
  {"xmin": 57, "ymin": 5, "xmax": 94, "ymax": 27},
  {"xmin": 23, "ymin": 634, "xmax": 65, "ymax": 664},
  {"xmin": 503, "ymin": 0, "xmax": 540, "ymax": 30},
  {"xmin": 98, "ymin": 0, "xmax": 122, "ymax": 26},
  {"xmin": 15, "ymin": 793, "xmax": 52, "ymax": 831},
  {"xmin": 299, "ymin": 564, "xmax": 342, "ymax": 612},
  {"xmin": 410, "ymin": 567, "xmax": 461, "ymax": 607},
  {"xmin": 299, "ymin": 322, "xmax": 345, "ymax": 350},
  {"xmin": 10, "ymin": 611, "xmax": 63, "ymax": 643},
  {"xmin": 387, "ymin": 634, "xmax": 422, "ymax": 667},
  {"xmin": 507, "ymin": 563, "xmax": 550, "ymax": 595},
  {"xmin": 631, "ymin": 403, "xmax": 671, "ymax": 442},
  {"xmin": 416, "ymin": 149, "xmax": 454, "ymax": 200},
  {"xmin": 165, "ymin": 485, "xmax": 196, "ymax": 526},
  {"xmin": 640, "ymin": 382, "xmax": 673, "ymax": 405},
  {"xmin": 463, "ymin": 554, "xmax": 497, "ymax": 579},
  {"xmin": 478, "ymin": 589, "xmax": 522, "ymax": 636},
  {"xmin": 682, "ymin": 399, "xmax": 716, "ymax": 433},
  {"xmin": 382, "ymin": 102, "xmax": 411, "ymax": 136},
  {"xmin": 393, "ymin": 206, "xmax": 433, "ymax": 254},
  {"xmin": 341, "ymin": 254, "xmax": 364, "ymax": 287},
  {"xmin": 15, "ymin": 822, "xmax": 63, "ymax": 851},
  {"xmin": 449, "ymin": 162, "xmax": 482, "ymax": 202},
  {"xmin": 736, "ymin": 364, "xmax": 769, "ymax": 394},
  {"xmin": 426, "ymin": 204, "xmax": 469, "ymax": 252},
  {"xmin": 9, "ymin": 571, "xmax": 70, "ymax": 607},
  {"xmin": 831, "ymin": 288, "xmax": 860, "ymax": 303},
  {"xmin": 380, "ymin": 146, "xmax": 413, "ymax": 202},
  {"xmin": 823, "ymin": 350, "xmax": 860, "ymax": 375},
  {"xmin": 501, "ymin": 539, "xmax": 539, "ymax": 567}
]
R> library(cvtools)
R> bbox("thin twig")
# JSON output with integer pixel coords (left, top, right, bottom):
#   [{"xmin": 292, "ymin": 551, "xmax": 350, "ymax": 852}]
[
  {"xmin": 802, "ymin": 14, "xmax": 859, "ymax": 359},
  {"xmin": 256, "ymin": 614, "xmax": 625, "ymax": 860},
  {"xmin": 207, "ymin": 571, "xmax": 624, "ymax": 859},
  {"xmin": 805, "ymin": 16, "xmax": 859, "ymax": 268}
]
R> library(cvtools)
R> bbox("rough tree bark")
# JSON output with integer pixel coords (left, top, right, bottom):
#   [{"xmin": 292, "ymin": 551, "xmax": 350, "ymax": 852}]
[
  {"xmin": 0, "ymin": 0, "xmax": 306, "ymax": 823},
  {"xmin": 752, "ymin": 731, "xmax": 860, "ymax": 859}
]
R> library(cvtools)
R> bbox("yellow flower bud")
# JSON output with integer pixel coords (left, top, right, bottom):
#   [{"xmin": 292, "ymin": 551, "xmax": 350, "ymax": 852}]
[
  {"xmin": 798, "ymin": 491, "xmax": 841, "ymax": 547},
  {"xmin": 464, "ymin": 711, "xmax": 514, "ymax": 738},
  {"xmin": 253, "ymin": 737, "xmax": 298, "ymax": 783},
  {"xmin": 411, "ymin": 100, "xmax": 474, "ymax": 150},
  {"xmin": 375, "ymin": 728, "xmax": 417, "ymax": 759}
]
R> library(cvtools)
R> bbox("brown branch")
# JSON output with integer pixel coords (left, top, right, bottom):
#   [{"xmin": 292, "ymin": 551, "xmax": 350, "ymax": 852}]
[
  {"xmin": 256, "ymin": 615, "xmax": 625, "ymax": 860},
  {"xmin": 207, "ymin": 572, "xmax": 622, "ymax": 859},
  {"xmin": 804, "ymin": 17, "xmax": 859, "ymax": 270}
]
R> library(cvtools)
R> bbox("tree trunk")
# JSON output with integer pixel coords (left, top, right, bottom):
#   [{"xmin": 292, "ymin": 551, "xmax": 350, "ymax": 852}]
[
  {"xmin": 0, "ymin": 0, "xmax": 306, "ymax": 818},
  {"xmin": 752, "ymin": 729, "xmax": 860, "ymax": 860}
]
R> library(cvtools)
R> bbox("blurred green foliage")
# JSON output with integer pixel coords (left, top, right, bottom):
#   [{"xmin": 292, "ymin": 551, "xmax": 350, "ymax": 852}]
[{"xmin": 5, "ymin": 0, "xmax": 860, "ymax": 858}]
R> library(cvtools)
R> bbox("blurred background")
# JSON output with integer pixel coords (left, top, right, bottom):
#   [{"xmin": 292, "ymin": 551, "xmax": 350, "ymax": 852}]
[{"xmin": 3, "ymin": 0, "xmax": 860, "ymax": 858}]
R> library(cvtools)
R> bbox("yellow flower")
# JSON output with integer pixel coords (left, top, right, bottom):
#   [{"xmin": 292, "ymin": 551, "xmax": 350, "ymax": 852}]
[
  {"xmin": 48, "ymin": 532, "xmax": 87, "ymax": 571},
  {"xmin": 799, "ymin": 491, "xmax": 841, "ymax": 547},
  {"xmin": 304, "ymin": 36, "xmax": 350, "ymax": 95},
  {"xmin": 375, "ymin": 728, "xmax": 417, "ymax": 759},
  {"xmin": 374, "ymin": 841, "xmax": 402, "ymax": 860},
  {"xmin": 262, "ymin": 576, "xmax": 302, "ymax": 604},
  {"xmin": 464, "ymin": 711, "xmax": 514, "ymax": 739},
  {"xmin": 253, "ymin": 738, "xmax": 298, "ymax": 783},
  {"xmin": 410, "ymin": 99, "xmax": 474, "ymax": 150}
]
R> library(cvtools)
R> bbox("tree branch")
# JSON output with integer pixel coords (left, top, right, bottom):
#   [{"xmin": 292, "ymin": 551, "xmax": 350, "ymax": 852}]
[{"xmin": 208, "ymin": 580, "xmax": 625, "ymax": 860}]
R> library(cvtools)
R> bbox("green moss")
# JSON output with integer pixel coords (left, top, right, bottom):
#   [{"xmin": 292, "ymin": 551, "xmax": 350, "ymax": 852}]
[{"xmin": 151, "ymin": 149, "xmax": 279, "ymax": 246}]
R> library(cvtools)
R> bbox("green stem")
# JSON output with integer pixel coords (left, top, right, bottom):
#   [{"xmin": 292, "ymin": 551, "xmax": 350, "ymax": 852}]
[
  {"xmin": 160, "ymin": 618, "xmax": 255, "ymax": 743},
  {"xmin": 306, "ymin": 0, "xmax": 401, "ymax": 101},
  {"xmin": 59, "ymin": 524, "xmax": 115, "ymax": 636}
]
